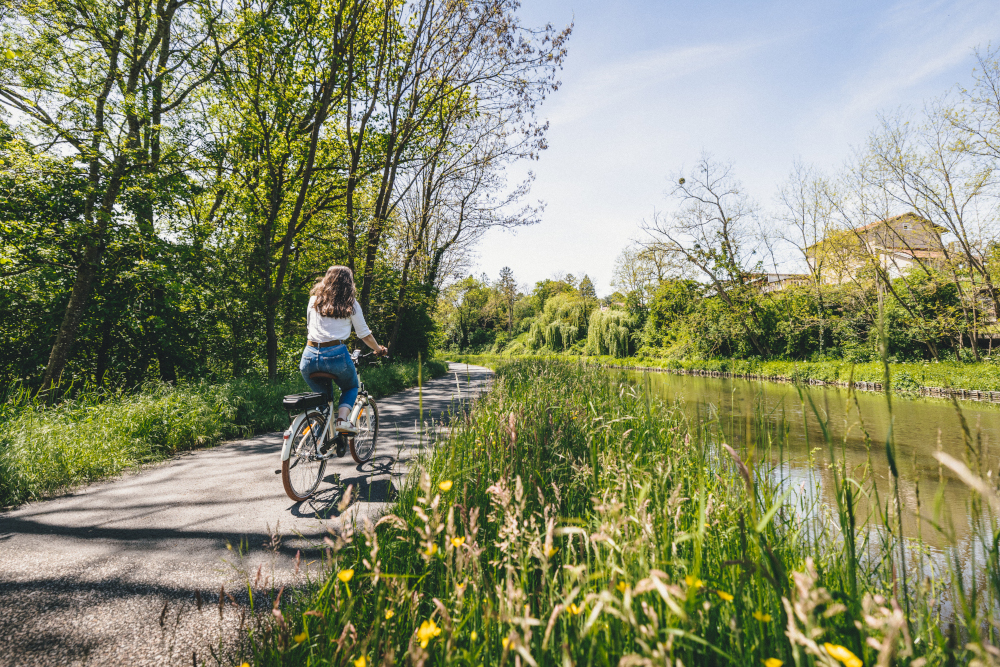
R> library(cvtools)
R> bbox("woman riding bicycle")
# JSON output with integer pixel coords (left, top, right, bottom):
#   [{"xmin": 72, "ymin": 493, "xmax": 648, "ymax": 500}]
[{"xmin": 300, "ymin": 266, "xmax": 387, "ymax": 435}]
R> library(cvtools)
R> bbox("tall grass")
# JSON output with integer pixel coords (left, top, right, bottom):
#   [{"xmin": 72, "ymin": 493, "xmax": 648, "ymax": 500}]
[
  {"xmin": 0, "ymin": 359, "xmax": 448, "ymax": 507},
  {"xmin": 243, "ymin": 358, "xmax": 1000, "ymax": 666}
]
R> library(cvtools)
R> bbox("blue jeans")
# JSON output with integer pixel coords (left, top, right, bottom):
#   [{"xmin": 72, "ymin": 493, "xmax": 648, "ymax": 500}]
[{"xmin": 299, "ymin": 344, "xmax": 359, "ymax": 410}]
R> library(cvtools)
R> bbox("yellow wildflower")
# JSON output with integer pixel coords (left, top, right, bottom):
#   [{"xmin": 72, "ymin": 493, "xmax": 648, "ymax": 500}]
[
  {"xmin": 752, "ymin": 610, "xmax": 772, "ymax": 622},
  {"xmin": 824, "ymin": 643, "xmax": 862, "ymax": 667},
  {"xmin": 470, "ymin": 631, "xmax": 477, "ymax": 642},
  {"xmin": 717, "ymin": 590, "xmax": 734, "ymax": 602},
  {"xmin": 424, "ymin": 544, "xmax": 438, "ymax": 556},
  {"xmin": 354, "ymin": 658, "xmax": 367, "ymax": 667},
  {"xmin": 439, "ymin": 480, "xmax": 453, "ymax": 491},
  {"xmin": 762, "ymin": 659, "xmax": 784, "ymax": 667},
  {"xmin": 684, "ymin": 575, "xmax": 703, "ymax": 589},
  {"xmin": 544, "ymin": 545, "xmax": 559, "ymax": 557},
  {"xmin": 293, "ymin": 632, "xmax": 308, "ymax": 644},
  {"xmin": 337, "ymin": 569, "xmax": 354, "ymax": 583},
  {"xmin": 501, "ymin": 637, "xmax": 510, "ymax": 649},
  {"xmin": 617, "ymin": 581, "xmax": 628, "ymax": 593},
  {"xmin": 417, "ymin": 619, "xmax": 441, "ymax": 648},
  {"xmin": 451, "ymin": 536, "xmax": 466, "ymax": 547},
  {"xmin": 567, "ymin": 603, "xmax": 584, "ymax": 615},
  {"xmin": 384, "ymin": 609, "xmax": 395, "ymax": 620}
]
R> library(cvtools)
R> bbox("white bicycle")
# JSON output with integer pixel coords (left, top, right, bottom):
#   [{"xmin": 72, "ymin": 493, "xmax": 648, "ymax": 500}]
[{"xmin": 279, "ymin": 350, "xmax": 380, "ymax": 502}]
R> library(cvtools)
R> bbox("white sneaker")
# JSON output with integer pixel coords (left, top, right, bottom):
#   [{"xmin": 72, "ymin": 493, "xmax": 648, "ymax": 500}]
[{"xmin": 335, "ymin": 419, "xmax": 359, "ymax": 435}]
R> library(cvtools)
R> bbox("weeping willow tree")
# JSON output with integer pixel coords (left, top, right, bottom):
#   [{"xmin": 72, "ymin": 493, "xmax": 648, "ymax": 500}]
[
  {"xmin": 528, "ymin": 322, "xmax": 545, "ymax": 349},
  {"xmin": 543, "ymin": 322, "xmax": 579, "ymax": 351},
  {"xmin": 587, "ymin": 309, "xmax": 634, "ymax": 357},
  {"xmin": 526, "ymin": 293, "xmax": 586, "ymax": 351}
]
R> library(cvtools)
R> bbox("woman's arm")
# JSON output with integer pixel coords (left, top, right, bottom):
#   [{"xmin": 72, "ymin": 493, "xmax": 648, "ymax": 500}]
[{"xmin": 360, "ymin": 333, "xmax": 388, "ymax": 356}]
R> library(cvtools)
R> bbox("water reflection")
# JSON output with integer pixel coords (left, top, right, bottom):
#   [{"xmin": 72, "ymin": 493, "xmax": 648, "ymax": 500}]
[{"xmin": 627, "ymin": 370, "xmax": 1000, "ymax": 550}]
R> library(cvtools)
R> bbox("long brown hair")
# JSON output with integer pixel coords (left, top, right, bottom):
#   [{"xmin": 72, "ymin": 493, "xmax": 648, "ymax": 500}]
[{"xmin": 310, "ymin": 266, "xmax": 355, "ymax": 318}]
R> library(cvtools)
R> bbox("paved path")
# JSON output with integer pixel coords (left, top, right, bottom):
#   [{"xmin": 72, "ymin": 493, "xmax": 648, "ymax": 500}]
[{"xmin": 0, "ymin": 362, "xmax": 492, "ymax": 667}]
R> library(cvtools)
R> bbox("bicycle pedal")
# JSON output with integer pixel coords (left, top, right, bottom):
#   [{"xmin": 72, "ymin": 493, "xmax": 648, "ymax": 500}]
[{"xmin": 274, "ymin": 469, "xmax": 281, "ymax": 475}]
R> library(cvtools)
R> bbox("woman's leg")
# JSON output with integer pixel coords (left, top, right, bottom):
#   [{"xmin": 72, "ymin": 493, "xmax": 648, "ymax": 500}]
[{"xmin": 329, "ymin": 347, "xmax": 359, "ymax": 421}]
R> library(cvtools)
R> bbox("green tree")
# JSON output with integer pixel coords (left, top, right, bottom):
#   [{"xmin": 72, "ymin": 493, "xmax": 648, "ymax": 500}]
[
  {"xmin": 0, "ymin": 0, "xmax": 238, "ymax": 389},
  {"xmin": 644, "ymin": 279, "xmax": 702, "ymax": 349},
  {"xmin": 498, "ymin": 267, "xmax": 517, "ymax": 332},
  {"xmin": 645, "ymin": 156, "xmax": 771, "ymax": 357}
]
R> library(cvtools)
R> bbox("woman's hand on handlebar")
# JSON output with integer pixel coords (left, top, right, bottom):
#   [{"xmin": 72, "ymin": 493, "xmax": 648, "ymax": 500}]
[{"xmin": 359, "ymin": 333, "xmax": 388, "ymax": 357}]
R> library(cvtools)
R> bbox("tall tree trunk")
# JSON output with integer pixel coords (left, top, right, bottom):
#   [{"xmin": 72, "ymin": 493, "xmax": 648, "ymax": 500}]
[
  {"xmin": 94, "ymin": 305, "xmax": 119, "ymax": 386},
  {"xmin": 41, "ymin": 245, "xmax": 103, "ymax": 391},
  {"xmin": 387, "ymin": 251, "xmax": 418, "ymax": 354},
  {"xmin": 41, "ymin": 155, "xmax": 128, "ymax": 390},
  {"xmin": 266, "ymin": 305, "xmax": 278, "ymax": 380},
  {"xmin": 135, "ymin": 5, "xmax": 177, "ymax": 383}
]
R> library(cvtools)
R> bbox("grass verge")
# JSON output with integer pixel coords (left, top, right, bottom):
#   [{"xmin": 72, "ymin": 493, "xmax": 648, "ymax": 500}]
[
  {"xmin": 0, "ymin": 358, "xmax": 448, "ymax": 507},
  {"xmin": 242, "ymin": 358, "xmax": 997, "ymax": 665}
]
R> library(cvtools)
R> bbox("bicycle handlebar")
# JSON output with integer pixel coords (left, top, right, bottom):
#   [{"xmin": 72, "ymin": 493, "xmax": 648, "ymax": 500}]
[{"xmin": 352, "ymin": 349, "xmax": 389, "ymax": 364}]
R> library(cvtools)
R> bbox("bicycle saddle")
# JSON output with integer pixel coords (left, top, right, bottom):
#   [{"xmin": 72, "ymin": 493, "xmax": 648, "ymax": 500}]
[{"xmin": 309, "ymin": 371, "xmax": 336, "ymax": 380}]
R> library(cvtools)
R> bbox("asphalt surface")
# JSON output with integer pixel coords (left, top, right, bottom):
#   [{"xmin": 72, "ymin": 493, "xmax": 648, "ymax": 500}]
[{"xmin": 0, "ymin": 362, "xmax": 492, "ymax": 667}]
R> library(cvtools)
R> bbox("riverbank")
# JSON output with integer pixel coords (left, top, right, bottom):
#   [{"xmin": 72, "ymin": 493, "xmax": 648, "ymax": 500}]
[
  {"xmin": 0, "ymin": 359, "xmax": 449, "ymax": 507},
  {"xmin": 242, "ymin": 357, "xmax": 995, "ymax": 666},
  {"xmin": 447, "ymin": 352, "xmax": 1000, "ymax": 401}
]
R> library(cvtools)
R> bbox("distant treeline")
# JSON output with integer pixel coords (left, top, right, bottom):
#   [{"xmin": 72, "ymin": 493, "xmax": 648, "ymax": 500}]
[{"xmin": 440, "ymin": 266, "xmax": 992, "ymax": 364}]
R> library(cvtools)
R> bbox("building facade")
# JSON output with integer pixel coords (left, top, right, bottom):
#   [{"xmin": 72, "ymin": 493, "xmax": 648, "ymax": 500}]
[{"xmin": 806, "ymin": 213, "xmax": 946, "ymax": 285}]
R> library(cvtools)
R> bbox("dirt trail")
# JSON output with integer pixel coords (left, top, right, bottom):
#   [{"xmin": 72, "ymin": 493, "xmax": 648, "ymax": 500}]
[{"xmin": 0, "ymin": 362, "xmax": 492, "ymax": 666}]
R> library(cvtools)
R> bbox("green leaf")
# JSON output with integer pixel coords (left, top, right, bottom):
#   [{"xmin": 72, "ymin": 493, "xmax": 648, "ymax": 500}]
[{"xmin": 755, "ymin": 485, "xmax": 795, "ymax": 534}]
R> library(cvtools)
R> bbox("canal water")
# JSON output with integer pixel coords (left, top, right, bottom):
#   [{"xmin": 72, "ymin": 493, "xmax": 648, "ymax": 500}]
[{"xmin": 628, "ymin": 370, "xmax": 1000, "ymax": 551}]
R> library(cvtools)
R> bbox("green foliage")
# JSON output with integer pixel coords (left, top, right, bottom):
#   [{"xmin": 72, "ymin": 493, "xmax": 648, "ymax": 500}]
[
  {"xmin": 442, "ymin": 273, "xmax": 599, "ymax": 354},
  {"xmin": 543, "ymin": 321, "xmax": 578, "ymax": 351},
  {"xmin": 447, "ymin": 258, "xmax": 995, "ymax": 369},
  {"xmin": 586, "ymin": 308, "xmax": 635, "ymax": 356},
  {"xmin": 527, "ymin": 322, "xmax": 545, "ymax": 350},
  {"xmin": 643, "ymin": 279, "xmax": 702, "ymax": 348},
  {"xmin": 439, "ymin": 276, "xmax": 507, "ymax": 351}
]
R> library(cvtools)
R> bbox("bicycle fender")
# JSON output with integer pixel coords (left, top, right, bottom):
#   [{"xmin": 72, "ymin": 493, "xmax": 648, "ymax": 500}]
[{"xmin": 281, "ymin": 413, "xmax": 310, "ymax": 462}]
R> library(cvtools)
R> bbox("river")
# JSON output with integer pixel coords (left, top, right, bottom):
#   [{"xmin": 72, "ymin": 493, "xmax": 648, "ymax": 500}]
[{"xmin": 628, "ymin": 369, "xmax": 999, "ymax": 553}]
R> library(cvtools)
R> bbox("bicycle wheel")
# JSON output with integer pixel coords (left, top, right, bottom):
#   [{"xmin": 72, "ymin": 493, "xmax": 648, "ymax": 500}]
[
  {"xmin": 349, "ymin": 395, "xmax": 379, "ymax": 464},
  {"xmin": 282, "ymin": 411, "xmax": 328, "ymax": 501}
]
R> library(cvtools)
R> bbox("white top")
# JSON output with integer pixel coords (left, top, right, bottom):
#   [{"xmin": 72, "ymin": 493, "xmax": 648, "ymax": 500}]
[{"xmin": 306, "ymin": 296, "xmax": 372, "ymax": 342}]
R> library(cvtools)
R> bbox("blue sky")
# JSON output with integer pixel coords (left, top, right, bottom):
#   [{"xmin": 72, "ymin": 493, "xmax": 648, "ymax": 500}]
[{"xmin": 475, "ymin": 0, "xmax": 1000, "ymax": 295}]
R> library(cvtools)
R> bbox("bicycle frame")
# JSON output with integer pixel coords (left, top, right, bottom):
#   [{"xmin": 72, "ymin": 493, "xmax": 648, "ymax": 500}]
[{"xmin": 280, "ymin": 350, "xmax": 375, "ymax": 462}]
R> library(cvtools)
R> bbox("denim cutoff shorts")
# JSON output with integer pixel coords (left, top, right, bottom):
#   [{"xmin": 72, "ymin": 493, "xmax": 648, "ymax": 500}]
[{"xmin": 298, "ymin": 344, "xmax": 359, "ymax": 409}]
